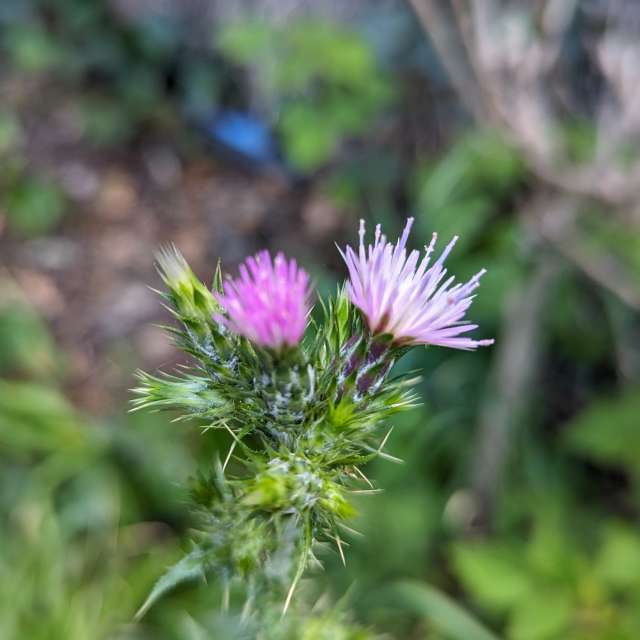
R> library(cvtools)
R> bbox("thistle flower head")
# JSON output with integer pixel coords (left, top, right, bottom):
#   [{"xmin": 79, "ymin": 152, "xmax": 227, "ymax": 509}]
[
  {"xmin": 340, "ymin": 218, "xmax": 494, "ymax": 350},
  {"xmin": 156, "ymin": 244, "xmax": 219, "ymax": 320},
  {"xmin": 215, "ymin": 250, "xmax": 310, "ymax": 350}
]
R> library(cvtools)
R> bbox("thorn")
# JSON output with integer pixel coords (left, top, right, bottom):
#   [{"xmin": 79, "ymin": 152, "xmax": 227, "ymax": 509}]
[
  {"xmin": 376, "ymin": 450, "xmax": 404, "ymax": 464},
  {"xmin": 378, "ymin": 426, "xmax": 394, "ymax": 453},
  {"xmin": 282, "ymin": 576, "xmax": 298, "ymax": 618},
  {"xmin": 353, "ymin": 465, "xmax": 374, "ymax": 488},
  {"xmin": 222, "ymin": 422, "xmax": 242, "ymax": 444},
  {"xmin": 222, "ymin": 440, "xmax": 236, "ymax": 472},
  {"xmin": 282, "ymin": 545, "xmax": 308, "ymax": 618},
  {"xmin": 335, "ymin": 533, "xmax": 346, "ymax": 566}
]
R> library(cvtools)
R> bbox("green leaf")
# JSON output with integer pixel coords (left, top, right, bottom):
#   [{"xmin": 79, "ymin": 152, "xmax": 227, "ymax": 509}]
[
  {"xmin": 562, "ymin": 388, "xmax": 640, "ymax": 469},
  {"xmin": 414, "ymin": 129, "xmax": 521, "ymax": 255},
  {"xmin": 393, "ymin": 581, "xmax": 500, "ymax": 640},
  {"xmin": 418, "ymin": 196, "xmax": 492, "ymax": 255},
  {"xmin": 6, "ymin": 25, "xmax": 62, "ymax": 73},
  {"xmin": 280, "ymin": 105, "xmax": 339, "ymax": 170},
  {"xmin": 135, "ymin": 548, "xmax": 206, "ymax": 620},
  {"xmin": 216, "ymin": 22, "xmax": 274, "ymax": 62},
  {"xmin": 525, "ymin": 515, "xmax": 576, "ymax": 582},
  {"xmin": 216, "ymin": 19, "xmax": 390, "ymax": 172},
  {"xmin": 508, "ymin": 588, "xmax": 573, "ymax": 640},
  {"xmin": 0, "ymin": 301, "xmax": 58, "ymax": 377},
  {"xmin": 0, "ymin": 380, "xmax": 86, "ymax": 456},
  {"xmin": 463, "ymin": 129, "xmax": 523, "ymax": 189},
  {"xmin": 451, "ymin": 543, "xmax": 533, "ymax": 610},
  {"xmin": 595, "ymin": 522, "xmax": 640, "ymax": 590}
]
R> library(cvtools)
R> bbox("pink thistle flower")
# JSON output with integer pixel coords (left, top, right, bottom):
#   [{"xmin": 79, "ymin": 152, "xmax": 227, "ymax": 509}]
[
  {"xmin": 215, "ymin": 250, "xmax": 310, "ymax": 350},
  {"xmin": 340, "ymin": 218, "xmax": 494, "ymax": 350}
]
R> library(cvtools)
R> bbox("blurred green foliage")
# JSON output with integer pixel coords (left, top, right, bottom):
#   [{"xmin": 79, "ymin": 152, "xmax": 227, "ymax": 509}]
[
  {"xmin": 564, "ymin": 388, "xmax": 640, "ymax": 485},
  {"xmin": 0, "ymin": 2, "xmax": 391, "ymax": 235},
  {"xmin": 0, "ymin": 302, "xmax": 183, "ymax": 638},
  {"xmin": 0, "ymin": 290, "xmax": 58, "ymax": 378},
  {"xmin": 452, "ymin": 513, "xmax": 640, "ymax": 638},
  {"xmin": 1, "ymin": 3, "xmax": 640, "ymax": 639},
  {"xmin": 218, "ymin": 20, "xmax": 392, "ymax": 170},
  {"xmin": 316, "ymin": 128, "xmax": 640, "ymax": 640},
  {"xmin": 0, "ymin": 107, "xmax": 67, "ymax": 237}
]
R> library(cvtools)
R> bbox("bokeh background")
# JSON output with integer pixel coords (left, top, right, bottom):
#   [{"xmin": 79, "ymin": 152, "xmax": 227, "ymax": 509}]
[{"xmin": 2, "ymin": 1, "xmax": 640, "ymax": 638}]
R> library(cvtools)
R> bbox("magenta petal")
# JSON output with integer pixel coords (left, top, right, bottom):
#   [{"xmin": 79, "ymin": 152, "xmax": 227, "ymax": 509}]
[{"xmin": 216, "ymin": 250, "xmax": 310, "ymax": 350}]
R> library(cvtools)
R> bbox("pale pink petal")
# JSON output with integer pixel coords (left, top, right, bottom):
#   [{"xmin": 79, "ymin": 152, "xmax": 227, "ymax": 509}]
[{"xmin": 340, "ymin": 219, "xmax": 494, "ymax": 350}]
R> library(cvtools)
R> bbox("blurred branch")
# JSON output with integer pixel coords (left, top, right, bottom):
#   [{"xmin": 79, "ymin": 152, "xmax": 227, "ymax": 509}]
[
  {"xmin": 534, "ymin": 205, "xmax": 640, "ymax": 311},
  {"xmin": 470, "ymin": 236, "xmax": 562, "ymax": 530},
  {"xmin": 410, "ymin": 0, "xmax": 640, "ymax": 206},
  {"xmin": 410, "ymin": 0, "xmax": 640, "ymax": 526},
  {"xmin": 470, "ymin": 190, "xmax": 640, "ymax": 527},
  {"xmin": 471, "ymin": 188, "xmax": 640, "ymax": 526},
  {"xmin": 406, "ymin": 0, "xmax": 487, "ymax": 122}
]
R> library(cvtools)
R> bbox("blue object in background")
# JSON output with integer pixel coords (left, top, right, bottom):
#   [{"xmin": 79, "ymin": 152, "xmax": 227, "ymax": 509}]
[{"xmin": 202, "ymin": 109, "xmax": 280, "ymax": 168}]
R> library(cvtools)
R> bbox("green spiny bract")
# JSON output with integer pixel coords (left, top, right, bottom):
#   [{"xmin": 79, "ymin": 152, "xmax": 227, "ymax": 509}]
[{"xmin": 133, "ymin": 248, "xmax": 418, "ymax": 618}]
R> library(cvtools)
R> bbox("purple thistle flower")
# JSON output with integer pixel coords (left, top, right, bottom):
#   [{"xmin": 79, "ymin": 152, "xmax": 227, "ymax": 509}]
[
  {"xmin": 339, "ymin": 218, "xmax": 495, "ymax": 351},
  {"xmin": 215, "ymin": 250, "xmax": 310, "ymax": 350}
]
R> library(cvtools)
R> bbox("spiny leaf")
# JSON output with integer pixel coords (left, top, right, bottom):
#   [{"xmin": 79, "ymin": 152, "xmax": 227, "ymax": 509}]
[{"xmin": 135, "ymin": 548, "xmax": 207, "ymax": 620}]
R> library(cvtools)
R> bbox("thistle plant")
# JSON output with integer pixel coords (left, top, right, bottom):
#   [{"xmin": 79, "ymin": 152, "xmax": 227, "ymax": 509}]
[{"xmin": 132, "ymin": 218, "xmax": 493, "ymax": 634}]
